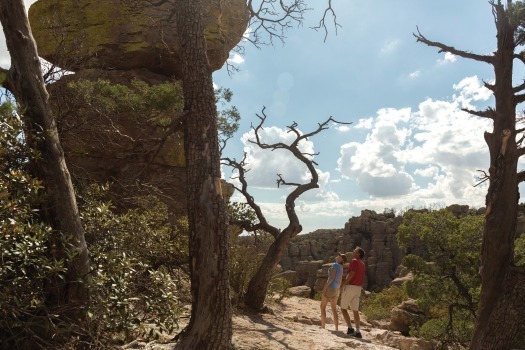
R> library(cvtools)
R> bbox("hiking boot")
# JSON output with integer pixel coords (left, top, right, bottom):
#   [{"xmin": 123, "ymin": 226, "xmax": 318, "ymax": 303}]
[
  {"xmin": 354, "ymin": 331, "xmax": 362, "ymax": 339},
  {"xmin": 346, "ymin": 327, "xmax": 354, "ymax": 335}
]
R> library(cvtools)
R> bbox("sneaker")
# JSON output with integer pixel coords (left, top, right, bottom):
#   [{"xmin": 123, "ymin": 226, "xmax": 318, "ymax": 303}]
[
  {"xmin": 354, "ymin": 331, "xmax": 362, "ymax": 339},
  {"xmin": 346, "ymin": 327, "xmax": 354, "ymax": 335}
]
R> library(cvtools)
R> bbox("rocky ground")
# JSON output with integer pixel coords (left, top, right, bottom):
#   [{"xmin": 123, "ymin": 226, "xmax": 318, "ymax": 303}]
[{"xmin": 123, "ymin": 296, "xmax": 433, "ymax": 350}]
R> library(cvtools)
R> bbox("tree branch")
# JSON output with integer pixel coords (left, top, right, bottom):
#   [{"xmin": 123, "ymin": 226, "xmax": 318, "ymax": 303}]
[
  {"xmin": 224, "ymin": 108, "xmax": 350, "ymax": 240},
  {"xmin": 311, "ymin": 0, "xmax": 341, "ymax": 42},
  {"xmin": 517, "ymin": 170, "xmax": 525, "ymax": 184},
  {"xmin": 515, "ymin": 93, "xmax": 525, "ymax": 106},
  {"xmin": 462, "ymin": 107, "xmax": 497, "ymax": 120},
  {"xmin": 413, "ymin": 28, "xmax": 494, "ymax": 65},
  {"xmin": 221, "ymin": 154, "xmax": 280, "ymax": 238}
]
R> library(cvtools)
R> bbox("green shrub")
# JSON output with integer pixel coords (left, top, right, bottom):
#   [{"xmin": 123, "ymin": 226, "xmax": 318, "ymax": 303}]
[
  {"xmin": 362, "ymin": 286, "xmax": 409, "ymax": 320},
  {"xmin": 412, "ymin": 309, "xmax": 474, "ymax": 348},
  {"xmin": 267, "ymin": 277, "xmax": 291, "ymax": 304},
  {"xmin": 77, "ymin": 184, "xmax": 187, "ymax": 343},
  {"xmin": 228, "ymin": 235, "xmax": 271, "ymax": 303},
  {"xmin": 0, "ymin": 101, "xmax": 69, "ymax": 349}
]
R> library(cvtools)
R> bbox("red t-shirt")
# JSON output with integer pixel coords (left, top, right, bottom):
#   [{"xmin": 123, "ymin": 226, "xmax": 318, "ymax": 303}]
[{"xmin": 347, "ymin": 258, "xmax": 365, "ymax": 286}]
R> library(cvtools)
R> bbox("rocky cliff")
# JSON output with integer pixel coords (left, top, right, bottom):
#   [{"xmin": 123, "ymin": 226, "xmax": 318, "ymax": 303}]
[
  {"xmin": 282, "ymin": 205, "xmax": 486, "ymax": 291},
  {"xmin": 29, "ymin": 0, "xmax": 249, "ymax": 76},
  {"xmin": 29, "ymin": 0, "xmax": 247, "ymax": 212}
]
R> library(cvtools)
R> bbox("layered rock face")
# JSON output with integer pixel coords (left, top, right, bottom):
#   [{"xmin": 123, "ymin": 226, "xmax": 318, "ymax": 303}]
[
  {"xmin": 284, "ymin": 205, "xmax": 503, "ymax": 292},
  {"xmin": 29, "ymin": 0, "xmax": 249, "ymax": 76},
  {"xmin": 282, "ymin": 211, "xmax": 406, "ymax": 290},
  {"xmin": 29, "ymin": 0, "xmax": 246, "ymax": 212}
]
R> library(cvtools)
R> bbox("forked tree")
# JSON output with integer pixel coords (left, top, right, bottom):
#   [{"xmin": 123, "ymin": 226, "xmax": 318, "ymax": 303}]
[
  {"xmin": 0, "ymin": 0, "xmax": 90, "ymax": 319},
  {"xmin": 415, "ymin": 1, "xmax": 525, "ymax": 348},
  {"xmin": 223, "ymin": 109, "xmax": 350, "ymax": 311}
]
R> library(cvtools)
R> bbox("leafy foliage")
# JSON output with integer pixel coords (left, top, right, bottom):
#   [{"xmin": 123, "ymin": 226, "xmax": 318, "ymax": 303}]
[
  {"xmin": 65, "ymin": 79, "xmax": 184, "ymax": 127},
  {"xmin": 215, "ymin": 87, "xmax": 241, "ymax": 150},
  {"xmin": 0, "ymin": 102, "xmax": 67, "ymax": 349},
  {"xmin": 229, "ymin": 232, "xmax": 272, "ymax": 303},
  {"xmin": 77, "ymin": 184, "xmax": 188, "ymax": 343},
  {"xmin": 0, "ymin": 100, "xmax": 189, "ymax": 347},
  {"xmin": 362, "ymin": 286, "xmax": 409, "ymax": 321},
  {"xmin": 397, "ymin": 209, "xmax": 484, "ymax": 347}
]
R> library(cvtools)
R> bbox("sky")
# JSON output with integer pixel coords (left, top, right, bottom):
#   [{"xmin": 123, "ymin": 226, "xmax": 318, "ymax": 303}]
[{"xmin": 1, "ymin": 1, "xmax": 522, "ymax": 234}]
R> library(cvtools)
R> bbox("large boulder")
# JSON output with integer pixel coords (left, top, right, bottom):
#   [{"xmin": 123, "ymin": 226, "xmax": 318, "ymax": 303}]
[
  {"xmin": 29, "ymin": 0, "xmax": 249, "ymax": 76},
  {"xmin": 389, "ymin": 299, "xmax": 425, "ymax": 336}
]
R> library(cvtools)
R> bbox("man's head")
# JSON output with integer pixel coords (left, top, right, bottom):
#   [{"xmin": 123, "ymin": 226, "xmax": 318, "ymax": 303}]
[
  {"xmin": 352, "ymin": 246, "xmax": 365, "ymax": 260},
  {"xmin": 337, "ymin": 252, "xmax": 348, "ymax": 264}
]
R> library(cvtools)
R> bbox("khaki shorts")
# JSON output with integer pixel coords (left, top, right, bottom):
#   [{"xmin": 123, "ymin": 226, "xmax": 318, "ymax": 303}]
[
  {"xmin": 340, "ymin": 285, "xmax": 362, "ymax": 311},
  {"xmin": 325, "ymin": 287, "xmax": 339, "ymax": 299}
]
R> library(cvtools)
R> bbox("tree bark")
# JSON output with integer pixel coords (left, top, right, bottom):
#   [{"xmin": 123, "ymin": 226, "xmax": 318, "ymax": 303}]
[
  {"xmin": 469, "ymin": 3, "xmax": 525, "ymax": 349},
  {"xmin": 0, "ymin": 0, "xmax": 89, "ymax": 317},
  {"xmin": 174, "ymin": 0, "xmax": 233, "ymax": 348}
]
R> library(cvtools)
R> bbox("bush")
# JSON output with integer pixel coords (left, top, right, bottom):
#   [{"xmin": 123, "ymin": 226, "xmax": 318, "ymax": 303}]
[
  {"xmin": 228, "ymin": 233, "xmax": 272, "ymax": 303},
  {"xmin": 0, "ymin": 102, "xmax": 69, "ymax": 349},
  {"xmin": 412, "ymin": 309, "xmax": 474, "ymax": 348},
  {"xmin": 362, "ymin": 286, "xmax": 408, "ymax": 320},
  {"xmin": 77, "ymin": 184, "xmax": 188, "ymax": 343}
]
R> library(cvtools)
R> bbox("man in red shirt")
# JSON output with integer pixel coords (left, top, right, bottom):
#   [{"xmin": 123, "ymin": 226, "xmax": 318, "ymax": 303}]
[{"xmin": 340, "ymin": 246, "xmax": 366, "ymax": 338}]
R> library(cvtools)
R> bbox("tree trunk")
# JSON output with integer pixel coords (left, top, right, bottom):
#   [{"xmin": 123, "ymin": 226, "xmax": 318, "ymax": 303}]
[
  {"xmin": 245, "ymin": 228, "xmax": 297, "ymax": 310},
  {"xmin": 0, "ymin": 0, "xmax": 89, "ymax": 317},
  {"xmin": 174, "ymin": 0, "xmax": 232, "ymax": 348},
  {"xmin": 470, "ymin": 4, "xmax": 525, "ymax": 348}
]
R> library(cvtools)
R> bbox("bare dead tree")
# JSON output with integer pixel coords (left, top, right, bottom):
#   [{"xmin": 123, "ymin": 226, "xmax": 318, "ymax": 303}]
[
  {"xmin": 245, "ymin": 0, "xmax": 341, "ymax": 47},
  {"xmin": 414, "ymin": 1, "xmax": 525, "ymax": 348},
  {"xmin": 222, "ymin": 107, "xmax": 350, "ymax": 311}
]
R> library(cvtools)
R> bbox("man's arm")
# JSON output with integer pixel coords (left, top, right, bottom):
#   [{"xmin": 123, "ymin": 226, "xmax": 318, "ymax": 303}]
[{"xmin": 344, "ymin": 270, "xmax": 355, "ymax": 285}]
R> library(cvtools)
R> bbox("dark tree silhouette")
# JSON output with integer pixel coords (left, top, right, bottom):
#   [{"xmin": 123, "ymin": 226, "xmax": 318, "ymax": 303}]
[
  {"xmin": 415, "ymin": 1, "xmax": 525, "ymax": 348},
  {"xmin": 222, "ymin": 108, "xmax": 350, "ymax": 311}
]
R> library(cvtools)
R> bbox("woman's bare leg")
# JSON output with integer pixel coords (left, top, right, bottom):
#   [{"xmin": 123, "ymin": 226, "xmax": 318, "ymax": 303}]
[
  {"xmin": 330, "ymin": 297, "xmax": 339, "ymax": 331},
  {"xmin": 320, "ymin": 294, "xmax": 328, "ymax": 328}
]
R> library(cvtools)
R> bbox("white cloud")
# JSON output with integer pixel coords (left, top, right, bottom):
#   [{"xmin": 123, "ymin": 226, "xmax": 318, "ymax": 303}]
[
  {"xmin": 335, "ymin": 125, "xmax": 351, "ymax": 132},
  {"xmin": 409, "ymin": 70, "xmax": 421, "ymax": 79},
  {"xmin": 414, "ymin": 166, "xmax": 439, "ymax": 178},
  {"xmin": 437, "ymin": 52, "xmax": 457, "ymax": 64},
  {"xmin": 452, "ymin": 75, "xmax": 493, "ymax": 109},
  {"xmin": 380, "ymin": 39, "xmax": 400, "ymax": 55},
  {"xmin": 337, "ymin": 76, "xmax": 492, "ymax": 207},
  {"xmin": 355, "ymin": 117, "xmax": 373, "ymax": 129},
  {"xmin": 234, "ymin": 126, "xmax": 315, "ymax": 189},
  {"xmin": 228, "ymin": 52, "xmax": 245, "ymax": 65}
]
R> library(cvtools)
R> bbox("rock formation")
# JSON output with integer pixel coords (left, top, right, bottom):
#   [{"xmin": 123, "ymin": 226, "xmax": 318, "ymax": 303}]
[
  {"xmin": 389, "ymin": 299, "xmax": 426, "ymax": 336},
  {"xmin": 28, "ymin": 0, "xmax": 247, "ymax": 212},
  {"xmin": 282, "ymin": 211, "xmax": 406, "ymax": 290},
  {"xmin": 29, "ymin": 0, "xmax": 249, "ymax": 76},
  {"xmin": 283, "ymin": 205, "xmax": 494, "ymax": 292}
]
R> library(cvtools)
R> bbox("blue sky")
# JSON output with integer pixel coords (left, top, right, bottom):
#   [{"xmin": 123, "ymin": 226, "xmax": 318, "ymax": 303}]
[
  {"xmin": 214, "ymin": 0, "xmax": 501, "ymax": 233},
  {"xmin": 1, "ymin": 1, "xmax": 517, "ymax": 234}
]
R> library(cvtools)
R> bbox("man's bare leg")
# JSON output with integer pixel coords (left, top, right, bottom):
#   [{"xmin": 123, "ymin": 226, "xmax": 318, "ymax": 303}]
[{"xmin": 341, "ymin": 309, "xmax": 352, "ymax": 330}]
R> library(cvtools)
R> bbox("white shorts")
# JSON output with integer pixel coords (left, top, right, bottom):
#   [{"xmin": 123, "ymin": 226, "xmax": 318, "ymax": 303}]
[{"xmin": 340, "ymin": 284, "xmax": 362, "ymax": 311}]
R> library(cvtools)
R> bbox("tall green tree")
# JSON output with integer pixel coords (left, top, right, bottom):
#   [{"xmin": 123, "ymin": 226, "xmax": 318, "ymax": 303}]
[
  {"xmin": 0, "ymin": 0, "xmax": 89, "ymax": 319},
  {"xmin": 415, "ymin": 1, "xmax": 525, "ymax": 348},
  {"xmin": 398, "ymin": 209, "xmax": 483, "ymax": 346}
]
